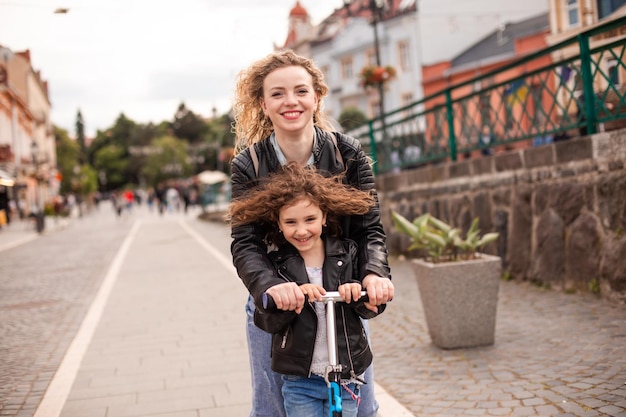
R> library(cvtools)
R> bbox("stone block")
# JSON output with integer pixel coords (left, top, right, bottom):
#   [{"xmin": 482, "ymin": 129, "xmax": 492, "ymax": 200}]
[
  {"xmin": 449, "ymin": 160, "xmax": 471, "ymax": 178},
  {"xmin": 495, "ymin": 152, "xmax": 523, "ymax": 172},
  {"xmin": 430, "ymin": 165, "xmax": 448, "ymax": 182},
  {"xmin": 472, "ymin": 157, "xmax": 493, "ymax": 175},
  {"xmin": 409, "ymin": 166, "xmax": 434, "ymax": 184},
  {"xmin": 555, "ymin": 137, "xmax": 592, "ymax": 163},
  {"xmin": 524, "ymin": 145, "xmax": 554, "ymax": 169}
]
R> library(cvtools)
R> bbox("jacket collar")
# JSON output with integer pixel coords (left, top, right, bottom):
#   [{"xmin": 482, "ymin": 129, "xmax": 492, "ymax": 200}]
[
  {"xmin": 273, "ymin": 234, "xmax": 347, "ymax": 263},
  {"xmin": 256, "ymin": 127, "xmax": 342, "ymax": 175}
]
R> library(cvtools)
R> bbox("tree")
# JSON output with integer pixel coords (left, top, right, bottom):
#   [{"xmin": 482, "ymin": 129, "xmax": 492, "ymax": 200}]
[
  {"xmin": 338, "ymin": 107, "xmax": 368, "ymax": 132},
  {"xmin": 54, "ymin": 126, "xmax": 80, "ymax": 194},
  {"xmin": 141, "ymin": 135, "xmax": 191, "ymax": 187},
  {"xmin": 172, "ymin": 103, "xmax": 208, "ymax": 143},
  {"xmin": 75, "ymin": 109, "xmax": 87, "ymax": 164},
  {"xmin": 208, "ymin": 113, "xmax": 236, "ymax": 174},
  {"xmin": 93, "ymin": 145, "xmax": 128, "ymax": 190},
  {"xmin": 88, "ymin": 113, "xmax": 149, "ymax": 188},
  {"xmin": 87, "ymin": 113, "xmax": 136, "ymax": 165},
  {"xmin": 70, "ymin": 164, "xmax": 98, "ymax": 197}
]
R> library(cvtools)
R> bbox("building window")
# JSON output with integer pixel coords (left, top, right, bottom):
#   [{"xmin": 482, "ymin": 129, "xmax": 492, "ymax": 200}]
[
  {"xmin": 398, "ymin": 41, "xmax": 411, "ymax": 71},
  {"xmin": 505, "ymin": 105, "xmax": 514, "ymax": 130},
  {"xmin": 365, "ymin": 49, "xmax": 377, "ymax": 67},
  {"xmin": 479, "ymin": 93, "xmax": 491, "ymax": 127},
  {"xmin": 573, "ymin": 71, "xmax": 583, "ymax": 92},
  {"xmin": 401, "ymin": 93, "xmax": 414, "ymax": 107},
  {"xmin": 369, "ymin": 98, "xmax": 380, "ymax": 118},
  {"xmin": 566, "ymin": 0, "xmax": 579, "ymax": 27},
  {"xmin": 530, "ymin": 84, "xmax": 545, "ymax": 127},
  {"xmin": 607, "ymin": 59, "xmax": 620, "ymax": 85},
  {"xmin": 597, "ymin": 0, "xmax": 626, "ymax": 19},
  {"xmin": 401, "ymin": 93, "xmax": 414, "ymax": 118},
  {"xmin": 340, "ymin": 57, "xmax": 354, "ymax": 80},
  {"xmin": 320, "ymin": 65, "xmax": 330, "ymax": 84}
]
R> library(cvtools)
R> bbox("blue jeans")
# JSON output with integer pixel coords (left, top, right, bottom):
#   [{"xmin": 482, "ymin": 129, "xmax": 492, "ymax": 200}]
[
  {"xmin": 282, "ymin": 374, "xmax": 359, "ymax": 417},
  {"xmin": 245, "ymin": 296, "xmax": 379, "ymax": 417}
]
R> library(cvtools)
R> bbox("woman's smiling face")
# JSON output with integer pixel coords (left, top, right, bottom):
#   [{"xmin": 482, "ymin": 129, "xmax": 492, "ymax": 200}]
[{"xmin": 260, "ymin": 65, "xmax": 318, "ymax": 135}]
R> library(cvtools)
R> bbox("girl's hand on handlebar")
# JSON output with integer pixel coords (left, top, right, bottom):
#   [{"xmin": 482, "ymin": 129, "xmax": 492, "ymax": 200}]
[
  {"xmin": 338, "ymin": 283, "xmax": 363, "ymax": 304},
  {"xmin": 265, "ymin": 282, "xmax": 306, "ymax": 313},
  {"xmin": 299, "ymin": 284, "xmax": 326, "ymax": 303}
]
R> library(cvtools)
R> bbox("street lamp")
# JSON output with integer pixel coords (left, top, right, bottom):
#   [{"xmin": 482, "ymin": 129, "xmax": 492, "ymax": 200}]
[
  {"xmin": 343, "ymin": 0, "xmax": 387, "ymax": 118},
  {"xmin": 31, "ymin": 141, "xmax": 45, "ymax": 233}
]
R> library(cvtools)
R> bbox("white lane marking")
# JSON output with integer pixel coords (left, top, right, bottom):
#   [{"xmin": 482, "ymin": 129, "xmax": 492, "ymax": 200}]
[
  {"xmin": 32, "ymin": 220, "xmax": 142, "ymax": 417},
  {"xmin": 0, "ymin": 234, "xmax": 37, "ymax": 252},
  {"xmin": 178, "ymin": 218, "xmax": 237, "ymax": 273}
]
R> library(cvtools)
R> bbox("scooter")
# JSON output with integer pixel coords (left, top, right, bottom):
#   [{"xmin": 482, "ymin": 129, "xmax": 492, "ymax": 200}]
[{"xmin": 263, "ymin": 290, "xmax": 368, "ymax": 417}]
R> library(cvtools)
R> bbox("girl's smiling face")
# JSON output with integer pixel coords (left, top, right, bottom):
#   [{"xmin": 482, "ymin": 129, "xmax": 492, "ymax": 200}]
[
  {"xmin": 260, "ymin": 65, "xmax": 318, "ymax": 135},
  {"xmin": 278, "ymin": 197, "xmax": 326, "ymax": 255}
]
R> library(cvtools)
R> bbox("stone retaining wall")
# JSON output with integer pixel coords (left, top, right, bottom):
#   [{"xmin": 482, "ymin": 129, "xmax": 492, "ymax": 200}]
[{"xmin": 377, "ymin": 129, "xmax": 626, "ymax": 303}]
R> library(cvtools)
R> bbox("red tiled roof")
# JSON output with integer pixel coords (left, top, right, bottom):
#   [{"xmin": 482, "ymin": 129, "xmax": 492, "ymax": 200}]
[{"xmin": 289, "ymin": 1, "xmax": 308, "ymax": 18}]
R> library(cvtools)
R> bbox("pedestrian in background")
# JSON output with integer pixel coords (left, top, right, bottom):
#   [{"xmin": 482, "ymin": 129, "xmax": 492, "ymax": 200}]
[
  {"xmin": 229, "ymin": 49, "xmax": 394, "ymax": 417},
  {"xmin": 228, "ymin": 162, "xmax": 386, "ymax": 417},
  {"xmin": 479, "ymin": 126, "xmax": 496, "ymax": 156}
]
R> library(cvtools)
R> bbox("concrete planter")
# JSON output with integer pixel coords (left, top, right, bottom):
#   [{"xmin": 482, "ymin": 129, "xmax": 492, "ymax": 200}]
[{"xmin": 410, "ymin": 254, "xmax": 501, "ymax": 349}]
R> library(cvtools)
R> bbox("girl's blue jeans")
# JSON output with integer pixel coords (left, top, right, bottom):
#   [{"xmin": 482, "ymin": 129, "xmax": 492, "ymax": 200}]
[
  {"xmin": 245, "ymin": 296, "xmax": 379, "ymax": 417},
  {"xmin": 282, "ymin": 373, "xmax": 359, "ymax": 417}
]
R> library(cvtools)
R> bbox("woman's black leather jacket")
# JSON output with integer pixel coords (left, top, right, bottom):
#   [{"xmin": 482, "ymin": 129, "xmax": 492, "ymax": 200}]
[
  {"xmin": 230, "ymin": 127, "xmax": 391, "ymax": 310},
  {"xmin": 257, "ymin": 236, "xmax": 379, "ymax": 378}
]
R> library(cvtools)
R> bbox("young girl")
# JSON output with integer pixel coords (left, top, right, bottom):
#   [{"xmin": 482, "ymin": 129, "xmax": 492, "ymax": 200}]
[
  {"xmin": 228, "ymin": 163, "xmax": 385, "ymax": 417},
  {"xmin": 230, "ymin": 48, "xmax": 393, "ymax": 417}
]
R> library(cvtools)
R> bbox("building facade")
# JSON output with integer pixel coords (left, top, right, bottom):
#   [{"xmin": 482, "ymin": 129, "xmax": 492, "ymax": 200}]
[
  {"xmin": 280, "ymin": 0, "xmax": 551, "ymax": 128},
  {"xmin": 0, "ymin": 45, "xmax": 56, "ymax": 223},
  {"xmin": 417, "ymin": 0, "xmax": 549, "ymax": 66},
  {"xmin": 546, "ymin": 0, "xmax": 625, "ymax": 117},
  {"xmin": 421, "ymin": 13, "xmax": 552, "ymax": 157}
]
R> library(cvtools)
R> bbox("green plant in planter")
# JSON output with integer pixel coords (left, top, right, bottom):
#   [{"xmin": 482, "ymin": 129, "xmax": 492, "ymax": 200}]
[{"xmin": 391, "ymin": 211, "xmax": 499, "ymax": 263}]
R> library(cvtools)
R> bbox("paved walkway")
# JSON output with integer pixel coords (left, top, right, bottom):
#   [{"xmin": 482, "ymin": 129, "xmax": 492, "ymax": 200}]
[
  {"xmin": 1, "ymin": 206, "xmax": 409, "ymax": 417},
  {"xmin": 1, "ymin": 205, "xmax": 625, "ymax": 417}
]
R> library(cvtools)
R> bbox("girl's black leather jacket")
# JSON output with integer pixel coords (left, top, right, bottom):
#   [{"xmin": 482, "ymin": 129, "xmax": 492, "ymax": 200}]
[
  {"xmin": 230, "ymin": 127, "xmax": 391, "ymax": 311},
  {"xmin": 256, "ymin": 235, "xmax": 381, "ymax": 378}
]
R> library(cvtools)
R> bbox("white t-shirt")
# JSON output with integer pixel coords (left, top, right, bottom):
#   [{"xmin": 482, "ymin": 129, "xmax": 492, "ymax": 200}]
[{"xmin": 306, "ymin": 265, "xmax": 330, "ymax": 376}]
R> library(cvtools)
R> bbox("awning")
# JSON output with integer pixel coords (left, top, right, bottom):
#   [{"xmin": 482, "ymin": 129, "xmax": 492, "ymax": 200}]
[
  {"xmin": 196, "ymin": 170, "xmax": 229, "ymax": 185},
  {"xmin": 0, "ymin": 169, "xmax": 15, "ymax": 187}
]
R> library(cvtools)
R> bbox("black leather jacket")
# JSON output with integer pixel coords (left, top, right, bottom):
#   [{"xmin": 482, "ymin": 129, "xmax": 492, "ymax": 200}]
[
  {"xmin": 230, "ymin": 127, "xmax": 391, "ymax": 310},
  {"xmin": 257, "ymin": 236, "xmax": 378, "ymax": 378}
]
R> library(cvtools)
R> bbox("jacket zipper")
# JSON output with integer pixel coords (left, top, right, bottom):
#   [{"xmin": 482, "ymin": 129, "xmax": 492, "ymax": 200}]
[{"xmin": 280, "ymin": 327, "xmax": 290, "ymax": 349}]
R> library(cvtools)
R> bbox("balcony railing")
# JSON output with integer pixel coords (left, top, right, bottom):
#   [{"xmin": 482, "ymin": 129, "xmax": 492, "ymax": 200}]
[{"xmin": 348, "ymin": 15, "xmax": 626, "ymax": 175}]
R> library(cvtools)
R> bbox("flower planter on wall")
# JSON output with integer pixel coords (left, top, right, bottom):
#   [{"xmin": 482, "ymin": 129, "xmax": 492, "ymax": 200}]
[{"xmin": 411, "ymin": 254, "xmax": 501, "ymax": 349}]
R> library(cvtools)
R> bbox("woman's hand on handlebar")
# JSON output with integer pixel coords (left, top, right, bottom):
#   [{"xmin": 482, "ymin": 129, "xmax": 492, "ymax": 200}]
[
  {"xmin": 338, "ymin": 283, "xmax": 363, "ymax": 304},
  {"xmin": 362, "ymin": 274, "xmax": 395, "ymax": 313},
  {"xmin": 265, "ymin": 282, "xmax": 306, "ymax": 313}
]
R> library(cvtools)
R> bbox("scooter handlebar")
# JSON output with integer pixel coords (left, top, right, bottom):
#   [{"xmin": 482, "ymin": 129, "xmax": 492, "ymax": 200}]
[{"xmin": 262, "ymin": 290, "xmax": 368, "ymax": 312}]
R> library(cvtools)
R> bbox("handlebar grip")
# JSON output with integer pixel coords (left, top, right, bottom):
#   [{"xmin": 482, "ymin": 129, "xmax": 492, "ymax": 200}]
[{"xmin": 262, "ymin": 292, "xmax": 277, "ymax": 311}]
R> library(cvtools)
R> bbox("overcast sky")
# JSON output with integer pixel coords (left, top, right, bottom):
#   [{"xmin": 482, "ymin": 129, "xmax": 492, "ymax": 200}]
[{"xmin": 0, "ymin": 0, "xmax": 343, "ymax": 137}]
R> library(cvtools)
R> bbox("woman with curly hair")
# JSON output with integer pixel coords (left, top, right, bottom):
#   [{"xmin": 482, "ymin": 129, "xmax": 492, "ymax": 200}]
[
  {"xmin": 230, "ymin": 49, "xmax": 394, "ymax": 417},
  {"xmin": 228, "ymin": 163, "xmax": 385, "ymax": 417}
]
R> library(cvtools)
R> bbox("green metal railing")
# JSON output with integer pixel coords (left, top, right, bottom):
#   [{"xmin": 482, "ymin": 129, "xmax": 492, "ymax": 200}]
[{"xmin": 348, "ymin": 15, "xmax": 626, "ymax": 174}]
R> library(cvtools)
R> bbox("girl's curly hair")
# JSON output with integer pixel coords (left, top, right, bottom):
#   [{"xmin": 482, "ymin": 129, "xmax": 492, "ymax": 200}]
[
  {"xmin": 231, "ymin": 49, "xmax": 334, "ymax": 154},
  {"xmin": 227, "ymin": 162, "xmax": 375, "ymax": 246}
]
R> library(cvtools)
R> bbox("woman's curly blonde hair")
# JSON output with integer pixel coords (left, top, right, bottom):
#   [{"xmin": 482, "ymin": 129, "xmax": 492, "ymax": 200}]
[
  {"xmin": 231, "ymin": 49, "xmax": 334, "ymax": 154},
  {"xmin": 227, "ymin": 162, "xmax": 375, "ymax": 246}
]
